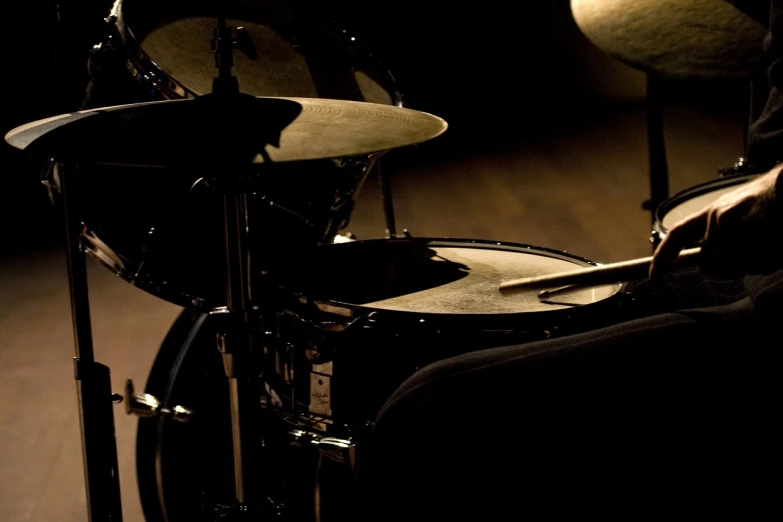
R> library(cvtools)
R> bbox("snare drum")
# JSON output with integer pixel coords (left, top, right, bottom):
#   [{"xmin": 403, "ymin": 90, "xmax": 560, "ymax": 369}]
[
  {"xmin": 651, "ymin": 175, "xmax": 757, "ymax": 246},
  {"xmin": 263, "ymin": 238, "xmax": 623, "ymax": 436}
]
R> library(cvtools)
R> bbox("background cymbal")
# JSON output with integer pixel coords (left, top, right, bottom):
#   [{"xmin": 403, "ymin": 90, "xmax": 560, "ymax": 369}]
[
  {"xmin": 4, "ymin": 94, "xmax": 448, "ymax": 167},
  {"xmin": 571, "ymin": 0, "xmax": 767, "ymax": 79}
]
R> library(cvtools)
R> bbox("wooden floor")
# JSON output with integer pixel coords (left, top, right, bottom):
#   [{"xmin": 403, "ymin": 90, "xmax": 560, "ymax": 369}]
[{"xmin": 0, "ymin": 99, "xmax": 746, "ymax": 521}]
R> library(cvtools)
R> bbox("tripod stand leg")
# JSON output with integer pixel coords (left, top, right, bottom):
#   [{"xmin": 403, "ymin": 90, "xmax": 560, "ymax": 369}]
[{"xmin": 61, "ymin": 167, "xmax": 123, "ymax": 522}]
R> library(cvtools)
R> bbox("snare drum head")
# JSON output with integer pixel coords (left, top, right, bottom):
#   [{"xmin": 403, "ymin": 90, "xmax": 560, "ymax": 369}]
[
  {"xmin": 276, "ymin": 239, "xmax": 620, "ymax": 315},
  {"xmin": 119, "ymin": 0, "xmax": 397, "ymax": 104}
]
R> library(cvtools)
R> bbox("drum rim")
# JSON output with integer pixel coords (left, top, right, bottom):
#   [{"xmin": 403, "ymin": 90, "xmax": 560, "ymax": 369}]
[
  {"xmin": 274, "ymin": 236, "xmax": 624, "ymax": 319},
  {"xmin": 654, "ymin": 174, "xmax": 757, "ymax": 235},
  {"xmin": 110, "ymin": 0, "xmax": 404, "ymax": 105}
]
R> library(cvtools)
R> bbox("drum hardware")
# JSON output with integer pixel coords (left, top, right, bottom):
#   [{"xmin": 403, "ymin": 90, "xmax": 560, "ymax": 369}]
[
  {"xmin": 211, "ymin": 24, "xmax": 260, "ymax": 62},
  {"xmin": 718, "ymin": 157, "xmax": 778, "ymax": 178},
  {"xmin": 288, "ymin": 430, "xmax": 357, "ymax": 469},
  {"xmin": 60, "ymin": 164, "xmax": 124, "ymax": 522},
  {"xmin": 123, "ymin": 379, "xmax": 194, "ymax": 422},
  {"xmin": 41, "ymin": 158, "xmax": 60, "ymax": 204}
]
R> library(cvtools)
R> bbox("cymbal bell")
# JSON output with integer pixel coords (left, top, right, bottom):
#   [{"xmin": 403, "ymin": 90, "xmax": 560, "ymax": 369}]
[
  {"xmin": 5, "ymin": 94, "xmax": 448, "ymax": 167},
  {"xmin": 571, "ymin": 0, "xmax": 767, "ymax": 79}
]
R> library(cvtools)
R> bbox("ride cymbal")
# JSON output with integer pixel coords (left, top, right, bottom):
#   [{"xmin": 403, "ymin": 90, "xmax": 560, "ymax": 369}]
[
  {"xmin": 571, "ymin": 0, "xmax": 767, "ymax": 79},
  {"xmin": 5, "ymin": 94, "xmax": 447, "ymax": 167}
]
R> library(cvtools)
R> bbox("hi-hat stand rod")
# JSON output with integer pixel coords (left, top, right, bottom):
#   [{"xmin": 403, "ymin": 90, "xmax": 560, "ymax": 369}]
[
  {"xmin": 218, "ymin": 188, "xmax": 257, "ymax": 507},
  {"xmin": 61, "ymin": 167, "xmax": 123, "ymax": 522}
]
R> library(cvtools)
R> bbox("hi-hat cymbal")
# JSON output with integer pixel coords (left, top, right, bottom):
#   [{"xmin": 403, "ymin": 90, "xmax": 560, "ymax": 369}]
[
  {"xmin": 5, "ymin": 94, "xmax": 447, "ymax": 167},
  {"xmin": 571, "ymin": 0, "xmax": 767, "ymax": 79}
]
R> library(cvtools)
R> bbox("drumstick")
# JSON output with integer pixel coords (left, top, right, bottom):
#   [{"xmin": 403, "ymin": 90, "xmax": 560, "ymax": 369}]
[{"xmin": 499, "ymin": 247, "xmax": 701, "ymax": 296}]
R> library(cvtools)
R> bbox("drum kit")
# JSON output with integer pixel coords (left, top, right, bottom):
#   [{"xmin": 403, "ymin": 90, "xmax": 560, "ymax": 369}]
[{"xmin": 3, "ymin": 0, "xmax": 773, "ymax": 521}]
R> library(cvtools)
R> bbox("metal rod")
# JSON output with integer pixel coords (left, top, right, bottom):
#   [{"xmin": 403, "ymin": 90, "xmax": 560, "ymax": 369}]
[
  {"xmin": 228, "ymin": 376, "xmax": 245, "ymax": 502},
  {"xmin": 646, "ymin": 73, "xmax": 670, "ymax": 229},
  {"xmin": 219, "ymin": 190, "xmax": 255, "ymax": 506},
  {"xmin": 61, "ymin": 166, "xmax": 123, "ymax": 522},
  {"xmin": 378, "ymin": 161, "xmax": 398, "ymax": 238}
]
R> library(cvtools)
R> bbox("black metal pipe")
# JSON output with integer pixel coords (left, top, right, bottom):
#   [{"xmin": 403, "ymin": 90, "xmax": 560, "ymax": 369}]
[
  {"xmin": 645, "ymin": 74, "xmax": 670, "ymax": 230},
  {"xmin": 61, "ymin": 166, "xmax": 124, "ymax": 522}
]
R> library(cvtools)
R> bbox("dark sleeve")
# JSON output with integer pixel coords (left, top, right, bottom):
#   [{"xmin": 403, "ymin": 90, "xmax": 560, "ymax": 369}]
[{"xmin": 746, "ymin": 0, "xmax": 783, "ymax": 163}]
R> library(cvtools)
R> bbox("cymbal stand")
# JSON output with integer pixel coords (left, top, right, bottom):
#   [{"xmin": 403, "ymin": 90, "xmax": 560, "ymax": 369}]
[
  {"xmin": 207, "ymin": 1, "xmax": 274, "ymax": 518},
  {"xmin": 60, "ymin": 165, "xmax": 124, "ymax": 522},
  {"xmin": 643, "ymin": 73, "xmax": 670, "ymax": 233},
  {"xmin": 377, "ymin": 159, "xmax": 410, "ymax": 239},
  {"xmin": 211, "ymin": 187, "xmax": 262, "ymax": 517}
]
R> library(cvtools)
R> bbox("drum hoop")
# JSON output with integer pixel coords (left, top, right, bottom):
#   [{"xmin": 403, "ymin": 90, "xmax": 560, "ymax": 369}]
[
  {"xmin": 654, "ymin": 174, "xmax": 758, "ymax": 235},
  {"xmin": 111, "ymin": 0, "xmax": 404, "ymax": 106},
  {"xmin": 276, "ymin": 237, "xmax": 624, "ymax": 322}
]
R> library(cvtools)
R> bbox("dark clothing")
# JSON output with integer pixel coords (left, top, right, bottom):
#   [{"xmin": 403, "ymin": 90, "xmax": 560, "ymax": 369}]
[
  {"xmin": 367, "ymin": 274, "xmax": 783, "ymax": 520},
  {"xmin": 745, "ymin": 0, "xmax": 783, "ymax": 162},
  {"xmin": 367, "ymin": 2, "xmax": 783, "ymax": 518}
]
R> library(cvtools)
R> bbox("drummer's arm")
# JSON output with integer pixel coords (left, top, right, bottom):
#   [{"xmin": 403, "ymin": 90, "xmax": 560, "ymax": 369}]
[{"xmin": 651, "ymin": 1, "xmax": 783, "ymax": 278}]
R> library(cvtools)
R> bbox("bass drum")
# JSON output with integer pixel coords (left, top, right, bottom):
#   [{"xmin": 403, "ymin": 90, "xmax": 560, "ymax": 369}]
[{"xmin": 137, "ymin": 239, "xmax": 624, "ymax": 522}]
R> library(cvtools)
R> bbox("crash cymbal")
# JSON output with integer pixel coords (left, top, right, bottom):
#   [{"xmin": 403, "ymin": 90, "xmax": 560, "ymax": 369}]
[
  {"xmin": 5, "ymin": 94, "xmax": 447, "ymax": 167},
  {"xmin": 571, "ymin": 0, "xmax": 767, "ymax": 79}
]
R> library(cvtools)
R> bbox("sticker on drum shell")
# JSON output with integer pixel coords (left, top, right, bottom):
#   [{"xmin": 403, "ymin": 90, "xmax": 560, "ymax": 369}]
[{"xmin": 309, "ymin": 373, "xmax": 332, "ymax": 417}]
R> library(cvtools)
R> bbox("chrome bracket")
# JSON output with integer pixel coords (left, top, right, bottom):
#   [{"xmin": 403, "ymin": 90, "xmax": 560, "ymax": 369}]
[{"xmin": 123, "ymin": 379, "xmax": 193, "ymax": 422}]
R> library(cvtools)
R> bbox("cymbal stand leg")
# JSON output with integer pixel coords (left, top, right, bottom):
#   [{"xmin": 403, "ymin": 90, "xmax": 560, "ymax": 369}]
[
  {"xmin": 644, "ymin": 73, "xmax": 669, "ymax": 241},
  {"xmin": 61, "ymin": 166, "xmax": 124, "ymax": 522}
]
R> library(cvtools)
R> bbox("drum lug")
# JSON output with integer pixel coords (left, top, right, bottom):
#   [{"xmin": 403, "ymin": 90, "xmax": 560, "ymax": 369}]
[
  {"xmin": 123, "ymin": 379, "xmax": 193, "ymax": 422},
  {"xmin": 289, "ymin": 430, "xmax": 357, "ymax": 470},
  {"xmin": 314, "ymin": 437, "xmax": 357, "ymax": 469}
]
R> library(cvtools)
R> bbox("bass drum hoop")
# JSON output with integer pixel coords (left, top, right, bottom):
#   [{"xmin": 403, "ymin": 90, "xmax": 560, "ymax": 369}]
[
  {"xmin": 109, "ymin": 0, "xmax": 404, "ymax": 106},
  {"xmin": 136, "ymin": 310, "xmax": 210, "ymax": 522}
]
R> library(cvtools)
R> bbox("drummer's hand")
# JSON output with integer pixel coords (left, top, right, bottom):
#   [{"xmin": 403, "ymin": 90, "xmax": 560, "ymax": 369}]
[{"xmin": 650, "ymin": 165, "xmax": 783, "ymax": 279}]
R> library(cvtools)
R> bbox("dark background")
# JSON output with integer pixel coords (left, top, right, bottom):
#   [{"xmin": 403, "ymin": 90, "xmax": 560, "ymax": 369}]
[{"xmin": 0, "ymin": 0, "xmax": 749, "ymax": 255}]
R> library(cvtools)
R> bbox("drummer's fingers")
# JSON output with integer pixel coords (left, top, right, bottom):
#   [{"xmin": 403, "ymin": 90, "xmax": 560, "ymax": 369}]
[
  {"xmin": 649, "ymin": 211, "xmax": 708, "ymax": 279},
  {"xmin": 698, "ymin": 207, "xmax": 725, "ymax": 277}
]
